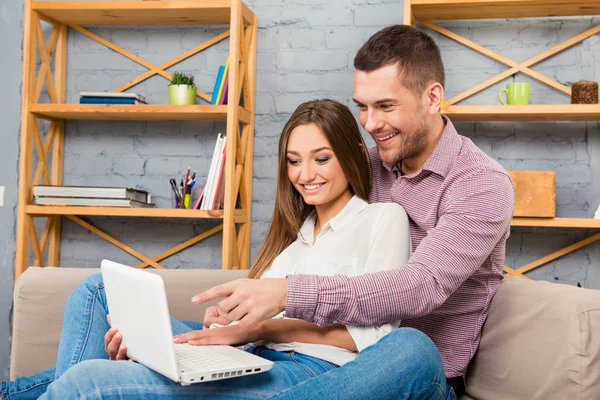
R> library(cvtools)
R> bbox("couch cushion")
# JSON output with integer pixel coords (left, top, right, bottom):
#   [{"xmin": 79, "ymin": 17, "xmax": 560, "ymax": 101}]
[
  {"xmin": 10, "ymin": 267, "xmax": 248, "ymax": 379},
  {"xmin": 463, "ymin": 276, "xmax": 600, "ymax": 400}
]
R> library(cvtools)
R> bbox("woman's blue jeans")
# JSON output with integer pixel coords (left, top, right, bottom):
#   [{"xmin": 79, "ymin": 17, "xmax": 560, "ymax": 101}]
[{"xmin": 1, "ymin": 273, "xmax": 456, "ymax": 400}]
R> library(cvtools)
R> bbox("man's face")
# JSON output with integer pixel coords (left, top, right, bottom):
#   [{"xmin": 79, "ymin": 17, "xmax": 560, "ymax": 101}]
[{"xmin": 353, "ymin": 64, "xmax": 430, "ymax": 166}]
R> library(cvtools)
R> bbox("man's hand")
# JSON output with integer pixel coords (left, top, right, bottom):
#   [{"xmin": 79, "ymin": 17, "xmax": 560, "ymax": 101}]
[
  {"xmin": 192, "ymin": 278, "xmax": 288, "ymax": 328},
  {"xmin": 173, "ymin": 323, "xmax": 261, "ymax": 346}
]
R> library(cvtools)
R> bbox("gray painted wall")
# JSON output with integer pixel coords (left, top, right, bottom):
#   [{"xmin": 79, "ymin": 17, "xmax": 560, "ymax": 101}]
[
  {"xmin": 1, "ymin": 0, "xmax": 25, "ymax": 381},
  {"xmin": 1, "ymin": 0, "xmax": 599, "ymax": 380}
]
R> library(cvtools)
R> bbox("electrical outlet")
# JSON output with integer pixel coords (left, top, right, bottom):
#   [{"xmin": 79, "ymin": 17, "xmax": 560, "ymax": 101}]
[{"xmin": 0, "ymin": 186, "xmax": 4, "ymax": 207}]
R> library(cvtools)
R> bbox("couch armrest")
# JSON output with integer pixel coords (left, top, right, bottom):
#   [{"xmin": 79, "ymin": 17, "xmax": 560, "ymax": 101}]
[
  {"xmin": 11, "ymin": 267, "xmax": 99, "ymax": 379},
  {"xmin": 10, "ymin": 267, "xmax": 247, "ymax": 380},
  {"xmin": 463, "ymin": 276, "xmax": 600, "ymax": 400}
]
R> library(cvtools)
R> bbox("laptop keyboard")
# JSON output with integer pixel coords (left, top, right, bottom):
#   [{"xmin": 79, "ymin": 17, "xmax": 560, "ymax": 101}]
[{"xmin": 174, "ymin": 343, "xmax": 246, "ymax": 372}]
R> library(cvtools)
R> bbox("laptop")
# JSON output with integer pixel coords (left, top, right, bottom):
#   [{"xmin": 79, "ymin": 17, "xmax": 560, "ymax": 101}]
[{"xmin": 100, "ymin": 259, "xmax": 274, "ymax": 385}]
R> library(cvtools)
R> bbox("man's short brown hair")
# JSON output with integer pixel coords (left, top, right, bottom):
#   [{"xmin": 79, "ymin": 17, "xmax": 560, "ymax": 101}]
[{"xmin": 354, "ymin": 25, "xmax": 445, "ymax": 96}]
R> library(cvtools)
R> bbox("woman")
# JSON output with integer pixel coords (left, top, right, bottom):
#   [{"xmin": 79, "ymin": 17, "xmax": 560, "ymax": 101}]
[{"xmin": 2, "ymin": 99, "xmax": 411, "ymax": 399}]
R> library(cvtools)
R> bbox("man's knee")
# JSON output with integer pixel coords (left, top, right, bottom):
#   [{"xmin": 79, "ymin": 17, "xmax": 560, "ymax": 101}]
[{"xmin": 379, "ymin": 328, "xmax": 445, "ymax": 377}]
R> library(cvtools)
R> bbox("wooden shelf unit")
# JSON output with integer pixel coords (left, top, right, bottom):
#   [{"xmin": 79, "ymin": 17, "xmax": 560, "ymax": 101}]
[
  {"xmin": 16, "ymin": 0, "xmax": 258, "ymax": 279},
  {"xmin": 404, "ymin": 0, "xmax": 600, "ymax": 280}
]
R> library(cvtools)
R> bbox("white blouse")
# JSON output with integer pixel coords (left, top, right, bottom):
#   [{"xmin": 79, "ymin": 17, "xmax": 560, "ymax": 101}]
[{"xmin": 259, "ymin": 195, "xmax": 411, "ymax": 366}]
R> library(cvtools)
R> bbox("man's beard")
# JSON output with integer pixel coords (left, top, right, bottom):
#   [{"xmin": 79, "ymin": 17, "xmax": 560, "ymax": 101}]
[{"xmin": 379, "ymin": 118, "xmax": 429, "ymax": 165}]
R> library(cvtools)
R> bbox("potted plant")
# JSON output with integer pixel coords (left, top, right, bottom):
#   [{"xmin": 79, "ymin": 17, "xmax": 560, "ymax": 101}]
[{"xmin": 168, "ymin": 72, "xmax": 197, "ymax": 105}]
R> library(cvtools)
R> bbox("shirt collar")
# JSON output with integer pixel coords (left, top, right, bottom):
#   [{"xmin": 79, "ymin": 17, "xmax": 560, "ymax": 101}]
[
  {"xmin": 381, "ymin": 115, "xmax": 461, "ymax": 178},
  {"xmin": 297, "ymin": 196, "xmax": 369, "ymax": 245}
]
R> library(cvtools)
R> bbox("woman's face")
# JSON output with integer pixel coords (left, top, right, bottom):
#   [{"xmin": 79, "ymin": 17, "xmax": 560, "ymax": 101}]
[{"xmin": 286, "ymin": 123, "xmax": 352, "ymax": 209}]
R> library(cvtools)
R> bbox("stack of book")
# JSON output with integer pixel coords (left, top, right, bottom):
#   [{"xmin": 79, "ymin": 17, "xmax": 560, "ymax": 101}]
[
  {"xmin": 210, "ymin": 57, "xmax": 230, "ymax": 105},
  {"xmin": 193, "ymin": 133, "xmax": 227, "ymax": 210},
  {"xmin": 33, "ymin": 186, "xmax": 155, "ymax": 208},
  {"xmin": 79, "ymin": 91, "xmax": 147, "ymax": 105}
]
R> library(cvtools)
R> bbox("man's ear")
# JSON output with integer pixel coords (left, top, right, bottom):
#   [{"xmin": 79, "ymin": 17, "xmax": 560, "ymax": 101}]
[{"xmin": 425, "ymin": 82, "xmax": 444, "ymax": 114}]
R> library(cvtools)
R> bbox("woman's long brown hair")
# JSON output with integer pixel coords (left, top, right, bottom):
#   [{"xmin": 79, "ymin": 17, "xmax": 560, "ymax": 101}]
[{"xmin": 248, "ymin": 99, "xmax": 371, "ymax": 279}]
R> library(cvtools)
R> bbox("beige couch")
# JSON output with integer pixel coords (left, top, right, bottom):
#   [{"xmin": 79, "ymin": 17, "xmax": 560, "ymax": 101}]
[{"xmin": 9, "ymin": 267, "xmax": 600, "ymax": 399}]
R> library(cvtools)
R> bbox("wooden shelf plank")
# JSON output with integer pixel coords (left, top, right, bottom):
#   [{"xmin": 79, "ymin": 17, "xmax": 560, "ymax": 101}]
[
  {"xmin": 442, "ymin": 104, "xmax": 600, "ymax": 121},
  {"xmin": 26, "ymin": 205, "xmax": 248, "ymax": 222},
  {"xmin": 30, "ymin": 104, "xmax": 251, "ymax": 123},
  {"xmin": 511, "ymin": 217, "xmax": 600, "ymax": 228},
  {"xmin": 411, "ymin": 0, "xmax": 600, "ymax": 20},
  {"xmin": 33, "ymin": 1, "xmax": 255, "ymax": 25}
]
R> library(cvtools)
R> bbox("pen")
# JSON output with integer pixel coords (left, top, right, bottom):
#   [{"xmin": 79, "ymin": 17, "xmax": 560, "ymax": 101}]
[
  {"xmin": 183, "ymin": 185, "xmax": 191, "ymax": 209},
  {"xmin": 182, "ymin": 167, "xmax": 191, "ymax": 209},
  {"xmin": 170, "ymin": 178, "xmax": 182, "ymax": 208},
  {"xmin": 180, "ymin": 179, "xmax": 184, "ymax": 209},
  {"xmin": 170, "ymin": 178, "xmax": 181, "ymax": 200}
]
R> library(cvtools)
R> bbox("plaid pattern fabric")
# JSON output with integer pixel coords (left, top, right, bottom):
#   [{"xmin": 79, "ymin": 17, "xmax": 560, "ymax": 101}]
[{"xmin": 286, "ymin": 116, "xmax": 514, "ymax": 378}]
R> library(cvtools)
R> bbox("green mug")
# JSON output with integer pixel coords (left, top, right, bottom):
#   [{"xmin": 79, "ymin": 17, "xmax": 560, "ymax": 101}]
[{"xmin": 498, "ymin": 83, "xmax": 530, "ymax": 105}]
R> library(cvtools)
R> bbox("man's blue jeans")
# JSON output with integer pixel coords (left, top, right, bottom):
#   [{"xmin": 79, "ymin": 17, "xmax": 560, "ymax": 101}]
[{"xmin": 1, "ymin": 273, "xmax": 456, "ymax": 400}]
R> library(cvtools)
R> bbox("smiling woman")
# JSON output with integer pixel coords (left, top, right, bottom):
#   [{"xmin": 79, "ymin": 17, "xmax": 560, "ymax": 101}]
[{"xmin": 248, "ymin": 99, "xmax": 372, "ymax": 279}]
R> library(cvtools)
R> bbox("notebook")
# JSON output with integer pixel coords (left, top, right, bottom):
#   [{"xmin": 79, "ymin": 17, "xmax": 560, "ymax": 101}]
[{"xmin": 100, "ymin": 260, "xmax": 273, "ymax": 385}]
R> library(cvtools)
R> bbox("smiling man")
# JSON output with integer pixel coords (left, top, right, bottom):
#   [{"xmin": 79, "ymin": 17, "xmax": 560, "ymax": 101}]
[{"xmin": 196, "ymin": 25, "xmax": 515, "ymax": 399}]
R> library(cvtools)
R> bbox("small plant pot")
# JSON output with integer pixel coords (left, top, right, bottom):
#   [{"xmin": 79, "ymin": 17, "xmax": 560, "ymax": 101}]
[{"xmin": 168, "ymin": 84, "xmax": 197, "ymax": 105}]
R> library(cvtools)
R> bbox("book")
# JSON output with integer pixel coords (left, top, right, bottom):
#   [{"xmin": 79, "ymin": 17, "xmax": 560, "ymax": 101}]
[
  {"xmin": 211, "ymin": 135, "xmax": 227, "ymax": 210},
  {"xmin": 201, "ymin": 134, "xmax": 225, "ymax": 210},
  {"xmin": 79, "ymin": 97, "xmax": 146, "ymax": 105},
  {"xmin": 212, "ymin": 143, "xmax": 227, "ymax": 209},
  {"xmin": 210, "ymin": 65, "xmax": 225, "ymax": 105},
  {"xmin": 216, "ymin": 57, "xmax": 230, "ymax": 105},
  {"xmin": 33, "ymin": 186, "xmax": 151, "ymax": 203},
  {"xmin": 219, "ymin": 73, "xmax": 229, "ymax": 105},
  {"xmin": 192, "ymin": 180, "xmax": 208, "ymax": 210},
  {"xmin": 79, "ymin": 91, "xmax": 146, "ymax": 102},
  {"xmin": 34, "ymin": 197, "xmax": 155, "ymax": 208}
]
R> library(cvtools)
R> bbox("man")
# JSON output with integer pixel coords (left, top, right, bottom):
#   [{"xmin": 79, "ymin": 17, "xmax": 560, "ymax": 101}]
[{"xmin": 195, "ymin": 24, "xmax": 515, "ymax": 399}]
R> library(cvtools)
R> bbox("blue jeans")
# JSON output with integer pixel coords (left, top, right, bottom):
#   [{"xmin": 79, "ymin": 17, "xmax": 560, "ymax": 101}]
[{"xmin": 1, "ymin": 273, "xmax": 456, "ymax": 400}]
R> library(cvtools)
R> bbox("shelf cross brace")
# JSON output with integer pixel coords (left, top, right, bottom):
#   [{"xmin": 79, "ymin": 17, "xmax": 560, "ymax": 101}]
[
  {"xmin": 34, "ymin": 21, "xmax": 60, "ymax": 104},
  {"xmin": 418, "ymin": 20, "xmax": 600, "ymax": 106},
  {"xmin": 504, "ymin": 231, "xmax": 600, "ymax": 280},
  {"xmin": 51, "ymin": 215, "xmax": 224, "ymax": 270},
  {"xmin": 69, "ymin": 24, "xmax": 231, "ymax": 103}
]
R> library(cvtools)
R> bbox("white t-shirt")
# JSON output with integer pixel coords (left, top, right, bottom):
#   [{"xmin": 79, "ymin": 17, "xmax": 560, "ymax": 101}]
[{"xmin": 258, "ymin": 195, "xmax": 411, "ymax": 366}]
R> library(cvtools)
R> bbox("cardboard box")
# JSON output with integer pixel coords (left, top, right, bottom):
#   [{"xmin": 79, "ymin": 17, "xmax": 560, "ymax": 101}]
[{"xmin": 507, "ymin": 171, "xmax": 556, "ymax": 218}]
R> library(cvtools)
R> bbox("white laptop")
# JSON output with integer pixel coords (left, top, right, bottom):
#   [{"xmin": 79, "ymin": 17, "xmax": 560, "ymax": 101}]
[{"xmin": 100, "ymin": 259, "xmax": 274, "ymax": 385}]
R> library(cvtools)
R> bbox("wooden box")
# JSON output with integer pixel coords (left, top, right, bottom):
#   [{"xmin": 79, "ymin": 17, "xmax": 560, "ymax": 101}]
[{"xmin": 507, "ymin": 171, "xmax": 556, "ymax": 218}]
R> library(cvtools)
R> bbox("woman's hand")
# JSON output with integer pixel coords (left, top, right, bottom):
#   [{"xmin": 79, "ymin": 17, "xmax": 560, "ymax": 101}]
[
  {"xmin": 105, "ymin": 315, "xmax": 134, "ymax": 362},
  {"xmin": 173, "ymin": 323, "xmax": 262, "ymax": 346},
  {"xmin": 203, "ymin": 305, "xmax": 233, "ymax": 328}
]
